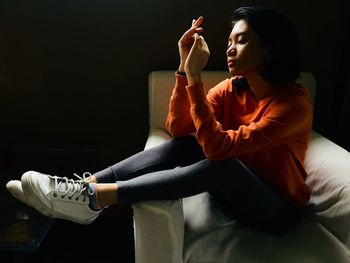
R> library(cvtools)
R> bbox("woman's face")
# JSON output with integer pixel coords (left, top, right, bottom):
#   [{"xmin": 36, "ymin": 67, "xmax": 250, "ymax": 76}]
[{"xmin": 226, "ymin": 19, "xmax": 268, "ymax": 77}]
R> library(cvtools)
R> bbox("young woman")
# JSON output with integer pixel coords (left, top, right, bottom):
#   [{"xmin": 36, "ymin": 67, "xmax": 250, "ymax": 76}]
[{"xmin": 7, "ymin": 6, "xmax": 312, "ymax": 233}]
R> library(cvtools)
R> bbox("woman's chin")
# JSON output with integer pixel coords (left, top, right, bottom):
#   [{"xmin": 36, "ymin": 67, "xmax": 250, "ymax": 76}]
[{"xmin": 228, "ymin": 68, "xmax": 241, "ymax": 77}]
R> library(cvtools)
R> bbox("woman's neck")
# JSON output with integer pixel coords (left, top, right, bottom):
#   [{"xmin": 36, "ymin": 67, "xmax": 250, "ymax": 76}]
[{"xmin": 244, "ymin": 72, "xmax": 277, "ymax": 102}]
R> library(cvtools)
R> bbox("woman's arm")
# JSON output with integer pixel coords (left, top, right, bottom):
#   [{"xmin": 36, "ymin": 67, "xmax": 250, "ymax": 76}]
[
  {"xmin": 186, "ymin": 85, "xmax": 313, "ymax": 160},
  {"xmin": 166, "ymin": 17, "xmax": 207, "ymax": 137},
  {"xmin": 165, "ymin": 73, "xmax": 196, "ymax": 137}
]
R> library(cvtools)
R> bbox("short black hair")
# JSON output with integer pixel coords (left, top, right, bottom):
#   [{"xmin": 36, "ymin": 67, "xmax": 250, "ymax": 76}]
[{"xmin": 232, "ymin": 6, "xmax": 300, "ymax": 85}]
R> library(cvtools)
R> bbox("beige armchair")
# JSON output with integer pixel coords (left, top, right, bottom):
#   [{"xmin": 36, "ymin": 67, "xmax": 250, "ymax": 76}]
[{"xmin": 133, "ymin": 71, "xmax": 350, "ymax": 263}]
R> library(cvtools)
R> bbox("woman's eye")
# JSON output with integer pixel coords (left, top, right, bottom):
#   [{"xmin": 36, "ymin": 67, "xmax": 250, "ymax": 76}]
[{"xmin": 238, "ymin": 38, "xmax": 246, "ymax": 44}]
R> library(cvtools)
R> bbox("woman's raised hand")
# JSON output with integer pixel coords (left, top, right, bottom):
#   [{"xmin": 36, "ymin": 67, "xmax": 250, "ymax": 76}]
[
  {"xmin": 178, "ymin": 16, "xmax": 210, "ymax": 85},
  {"xmin": 178, "ymin": 16, "xmax": 204, "ymax": 72}
]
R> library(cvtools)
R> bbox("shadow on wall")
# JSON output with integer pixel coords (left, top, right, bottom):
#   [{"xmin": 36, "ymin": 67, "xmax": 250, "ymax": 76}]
[{"xmin": 0, "ymin": 0, "xmax": 348, "ymax": 165}]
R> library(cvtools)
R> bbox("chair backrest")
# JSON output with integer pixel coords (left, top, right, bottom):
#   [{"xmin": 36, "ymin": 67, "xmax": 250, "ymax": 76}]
[{"xmin": 148, "ymin": 70, "xmax": 316, "ymax": 131}]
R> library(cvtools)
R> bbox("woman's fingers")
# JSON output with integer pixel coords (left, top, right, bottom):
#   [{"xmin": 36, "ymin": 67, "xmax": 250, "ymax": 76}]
[
  {"xmin": 179, "ymin": 27, "xmax": 203, "ymax": 46},
  {"xmin": 183, "ymin": 25, "xmax": 203, "ymax": 38},
  {"xmin": 178, "ymin": 16, "xmax": 205, "ymax": 72},
  {"xmin": 192, "ymin": 16, "xmax": 203, "ymax": 27},
  {"xmin": 179, "ymin": 16, "xmax": 204, "ymax": 42},
  {"xmin": 190, "ymin": 35, "xmax": 210, "ymax": 60},
  {"xmin": 194, "ymin": 35, "xmax": 209, "ymax": 52},
  {"xmin": 185, "ymin": 34, "xmax": 210, "ymax": 76}
]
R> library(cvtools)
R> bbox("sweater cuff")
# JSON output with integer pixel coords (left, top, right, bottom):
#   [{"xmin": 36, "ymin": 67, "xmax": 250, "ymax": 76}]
[
  {"xmin": 175, "ymin": 72, "xmax": 188, "ymax": 86},
  {"xmin": 186, "ymin": 83, "xmax": 207, "ymax": 105}
]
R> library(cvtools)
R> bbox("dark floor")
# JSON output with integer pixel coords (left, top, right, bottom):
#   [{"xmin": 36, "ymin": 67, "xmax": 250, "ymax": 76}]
[
  {"xmin": 0, "ymin": 148, "xmax": 135, "ymax": 263},
  {"xmin": 1, "ymin": 197, "xmax": 135, "ymax": 263}
]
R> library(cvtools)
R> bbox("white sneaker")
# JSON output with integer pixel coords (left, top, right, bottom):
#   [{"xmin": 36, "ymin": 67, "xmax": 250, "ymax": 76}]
[
  {"xmin": 6, "ymin": 180, "xmax": 28, "ymax": 204},
  {"xmin": 21, "ymin": 171, "xmax": 102, "ymax": 224},
  {"xmin": 6, "ymin": 178, "xmax": 97, "ymax": 221},
  {"xmin": 6, "ymin": 180, "xmax": 57, "ymax": 218}
]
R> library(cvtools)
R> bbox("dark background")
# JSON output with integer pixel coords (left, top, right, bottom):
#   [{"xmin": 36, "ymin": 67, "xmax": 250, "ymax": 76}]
[
  {"xmin": 1, "ymin": 0, "xmax": 349, "ymax": 167},
  {"xmin": 1, "ymin": 0, "xmax": 349, "ymax": 262}
]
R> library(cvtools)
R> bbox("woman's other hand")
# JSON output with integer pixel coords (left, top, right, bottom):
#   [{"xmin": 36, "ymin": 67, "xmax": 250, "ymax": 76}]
[
  {"xmin": 178, "ymin": 16, "xmax": 210, "ymax": 85},
  {"xmin": 178, "ymin": 16, "xmax": 204, "ymax": 73},
  {"xmin": 185, "ymin": 32, "xmax": 210, "ymax": 85}
]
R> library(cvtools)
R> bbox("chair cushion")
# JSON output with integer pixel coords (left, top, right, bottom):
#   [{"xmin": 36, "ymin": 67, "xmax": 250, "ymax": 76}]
[
  {"xmin": 183, "ymin": 192, "xmax": 350, "ymax": 263},
  {"xmin": 305, "ymin": 131, "xmax": 350, "ymax": 248}
]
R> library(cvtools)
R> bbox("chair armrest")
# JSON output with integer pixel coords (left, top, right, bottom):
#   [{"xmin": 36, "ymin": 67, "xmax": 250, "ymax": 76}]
[
  {"xmin": 133, "ymin": 200, "xmax": 184, "ymax": 263},
  {"xmin": 144, "ymin": 127, "xmax": 171, "ymax": 150},
  {"xmin": 133, "ymin": 127, "xmax": 184, "ymax": 263}
]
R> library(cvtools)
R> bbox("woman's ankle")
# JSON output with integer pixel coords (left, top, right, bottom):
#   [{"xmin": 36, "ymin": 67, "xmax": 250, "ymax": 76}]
[
  {"xmin": 96, "ymin": 183, "xmax": 119, "ymax": 207},
  {"xmin": 88, "ymin": 175, "xmax": 98, "ymax": 184}
]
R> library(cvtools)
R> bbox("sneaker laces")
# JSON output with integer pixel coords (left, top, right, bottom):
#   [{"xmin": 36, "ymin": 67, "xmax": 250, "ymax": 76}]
[{"xmin": 51, "ymin": 172, "xmax": 94, "ymax": 202}]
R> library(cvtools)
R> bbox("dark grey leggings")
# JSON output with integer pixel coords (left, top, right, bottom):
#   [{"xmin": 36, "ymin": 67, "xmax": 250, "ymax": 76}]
[{"xmin": 94, "ymin": 136, "xmax": 303, "ymax": 233}]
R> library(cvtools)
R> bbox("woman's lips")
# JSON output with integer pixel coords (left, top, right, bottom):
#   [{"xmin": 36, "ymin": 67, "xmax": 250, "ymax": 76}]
[{"xmin": 227, "ymin": 60, "xmax": 235, "ymax": 67}]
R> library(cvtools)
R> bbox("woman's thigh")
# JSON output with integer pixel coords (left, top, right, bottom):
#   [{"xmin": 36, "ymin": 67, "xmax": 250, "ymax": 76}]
[{"xmin": 209, "ymin": 158, "xmax": 303, "ymax": 233}]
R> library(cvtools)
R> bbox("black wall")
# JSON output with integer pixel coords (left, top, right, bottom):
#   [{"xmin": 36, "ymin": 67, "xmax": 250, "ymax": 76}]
[{"xmin": 1, "ymin": 0, "xmax": 349, "ymax": 171}]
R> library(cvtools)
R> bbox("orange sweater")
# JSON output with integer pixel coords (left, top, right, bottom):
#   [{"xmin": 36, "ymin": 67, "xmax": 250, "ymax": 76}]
[{"xmin": 166, "ymin": 73, "xmax": 313, "ymax": 206}]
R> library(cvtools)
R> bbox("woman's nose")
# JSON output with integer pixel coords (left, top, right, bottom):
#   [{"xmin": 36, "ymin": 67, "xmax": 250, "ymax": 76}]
[{"xmin": 227, "ymin": 46, "xmax": 236, "ymax": 56}]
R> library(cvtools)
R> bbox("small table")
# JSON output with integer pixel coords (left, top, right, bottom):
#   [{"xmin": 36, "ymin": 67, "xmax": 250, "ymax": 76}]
[{"xmin": 0, "ymin": 193, "xmax": 53, "ymax": 252}]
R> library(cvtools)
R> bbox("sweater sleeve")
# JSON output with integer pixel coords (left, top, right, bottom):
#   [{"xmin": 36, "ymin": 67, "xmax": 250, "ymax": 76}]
[
  {"xmin": 186, "ymin": 83, "xmax": 313, "ymax": 160},
  {"xmin": 165, "ymin": 73, "xmax": 196, "ymax": 137}
]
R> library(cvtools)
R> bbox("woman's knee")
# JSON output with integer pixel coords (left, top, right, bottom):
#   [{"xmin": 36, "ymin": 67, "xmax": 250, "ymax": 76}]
[
  {"xmin": 168, "ymin": 135, "xmax": 199, "ymax": 148},
  {"xmin": 209, "ymin": 158, "xmax": 250, "ymax": 180},
  {"xmin": 166, "ymin": 136, "xmax": 205, "ymax": 160}
]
